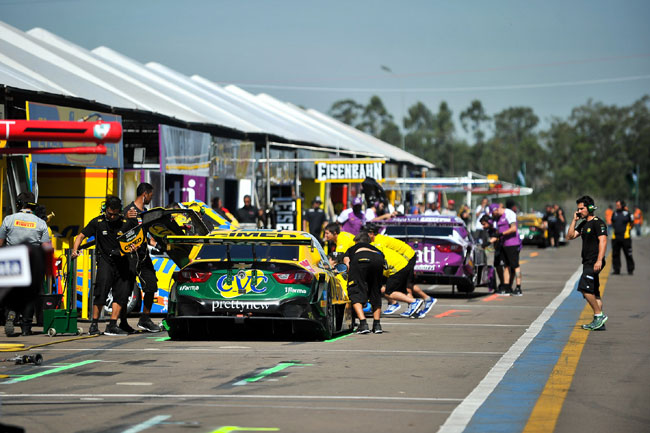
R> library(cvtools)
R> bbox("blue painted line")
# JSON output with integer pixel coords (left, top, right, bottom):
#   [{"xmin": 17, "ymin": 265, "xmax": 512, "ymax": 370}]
[{"xmin": 464, "ymin": 280, "xmax": 584, "ymax": 433}]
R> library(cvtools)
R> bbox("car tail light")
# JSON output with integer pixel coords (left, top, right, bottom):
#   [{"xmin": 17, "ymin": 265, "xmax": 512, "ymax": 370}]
[
  {"xmin": 272, "ymin": 270, "xmax": 313, "ymax": 285},
  {"xmin": 436, "ymin": 244, "xmax": 463, "ymax": 253},
  {"xmin": 173, "ymin": 269, "xmax": 212, "ymax": 283}
]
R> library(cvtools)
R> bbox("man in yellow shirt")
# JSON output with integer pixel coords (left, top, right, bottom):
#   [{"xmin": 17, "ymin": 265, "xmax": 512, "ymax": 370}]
[{"xmin": 323, "ymin": 222, "xmax": 355, "ymax": 254}]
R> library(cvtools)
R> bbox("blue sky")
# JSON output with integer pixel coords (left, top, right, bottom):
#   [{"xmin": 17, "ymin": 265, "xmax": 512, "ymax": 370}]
[{"xmin": 2, "ymin": 0, "xmax": 649, "ymax": 137}]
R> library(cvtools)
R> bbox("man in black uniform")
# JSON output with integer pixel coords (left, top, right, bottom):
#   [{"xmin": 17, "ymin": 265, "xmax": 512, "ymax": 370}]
[
  {"xmin": 566, "ymin": 195, "xmax": 608, "ymax": 331},
  {"xmin": 72, "ymin": 195, "xmax": 137, "ymax": 336},
  {"xmin": 343, "ymin": 232, "xmax": 385, "ymax": 334},
  {"xmin": 302, "ymin": 196, "xmax": 328, "ymax": 244},
  {"xmin": 124, "ymin": 182, "xmax": 161, "ymax": 332},
  {"xmin": 610, "ymin": 199, "xmax": 635, "ymax": 275},
  {"xmin": 237, "ymin": 195, "xmax": 263, "ymax": 226}
]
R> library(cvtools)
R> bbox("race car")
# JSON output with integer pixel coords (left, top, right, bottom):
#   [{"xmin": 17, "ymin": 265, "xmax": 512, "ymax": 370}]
[
  {"xmin": 140, "ymin": 208, "xmax": 353, "ymax": 340},
  {"xmin": 517, "ymin": 213, "xmax": 548, "ymax": 248},
  {"xmin": 378, "ymin": 215, "xmax": 496, "ymax": 293}
]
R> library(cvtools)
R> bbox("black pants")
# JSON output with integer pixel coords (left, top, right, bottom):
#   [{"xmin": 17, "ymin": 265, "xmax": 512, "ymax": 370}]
[
  {"xmin": 347, "ymin": 251, "xmax": 385, "ymax": 310},
  {"xmin": 93, "ymin": 256, "xmax": 135, "ymax": 307},
  {"xmin": 612, "ymin": 238, "xmax": 634, "ymax": 274}
]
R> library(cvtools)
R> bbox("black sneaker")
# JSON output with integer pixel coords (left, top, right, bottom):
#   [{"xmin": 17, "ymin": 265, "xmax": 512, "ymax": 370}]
[
  {"xmin": 513, "ymin": 287, "xmax": 523, "ymax": 296},
  {"xmin": 119, "ymin": 322, "xmax": 136, "ymax": 334},
  {"xmin": 372, "ymin": 322, "xmax": 383, "ymax": 334},
  {"xmin": 356, "ymin": 321, "xmax": 370, "ymax": 334},
  {"xmin": 5, "ymin": 310, "xmax": 16, "ymax": 336},
  {"xmin": 88, "ymin": 322, "xmax": 101, "ymax": 335},
  {"xmin": 104, "ymin": 324, "xmax": 129, "ymax": 336},
  {"xmin": 137, "ymin": 316, "xmax": 160, "ymax": 333},
  {"xmin": 21, "ymin": 327, "xmax": 33, "ymax": 336}
]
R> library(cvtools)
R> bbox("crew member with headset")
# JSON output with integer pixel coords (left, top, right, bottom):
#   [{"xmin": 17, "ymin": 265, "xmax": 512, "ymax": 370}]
[
  {"xmin": 72, "ymin": 195, "xmax": 138, "ymax": 336},
  {"xmin": 0, "ymin": 192, "xmax": 52, "ymax": 336},
  {"xmin": 566, "ymin": 195, "xmax": 608, "ymax": 330},
  {"xmin": 124, "ymin": 182, "xmax": 161, "ymax": 333},
  {"xmin": 610, "ymin": 199, "xmax": 635, "ymax": 275}
]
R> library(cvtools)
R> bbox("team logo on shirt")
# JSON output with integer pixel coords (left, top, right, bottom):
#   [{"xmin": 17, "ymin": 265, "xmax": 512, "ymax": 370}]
[
  {"xmin": 14, "ymin": 220, "xmax": 36, "ymax": 229},
  {"xmin": 586, "ymin": 228, "xmax": 591, "ymax": 233}
]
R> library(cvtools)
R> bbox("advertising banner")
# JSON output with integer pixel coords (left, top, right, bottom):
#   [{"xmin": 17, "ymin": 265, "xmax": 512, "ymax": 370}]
[
  {"xmin": 159, "ymin": 124, "xmax": 210, "ymax": 177},
  {"xmin": 166, "ymin": 174, "xmax": 207, "ymax": 204},
  {"xmin": 315, "ymin": 159, "xmax": 384, "ymax": 183},
  {"xmin": 26, "ymin": 101, "xmax": 123, "ymax": 167}
]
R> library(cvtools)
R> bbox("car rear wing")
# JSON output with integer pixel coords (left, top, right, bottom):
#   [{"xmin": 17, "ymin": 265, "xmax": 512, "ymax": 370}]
[{"xmin": 166, "ymin": 233, "xmax": 313, "ymax": 247}]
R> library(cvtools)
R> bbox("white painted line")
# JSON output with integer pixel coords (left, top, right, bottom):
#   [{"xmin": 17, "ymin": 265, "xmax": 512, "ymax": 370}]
[
  {"xmin": 37, "ymin": 348, "xmax": 503, "ymax": 356},
  {"xmin": 135, "ymin": 401, "xmax": 453, "ymax": 414},
  {"xmin": 121, "ymin": 415, "xmax": 171, "ymax": 433},
  {"xmin": 116, "ymin": 382, "xmax": 153, "ymax": 386},
  {"xmin": 444, "ymin": 304, "xmax": 542, "ymax": 309},
  {"xmin": 1, "ymin": 393, "xmax": 463, "ymax": 402},
  {"xmin": 436, "ymin": 266, "xmax": 581, "ymax": 433}
]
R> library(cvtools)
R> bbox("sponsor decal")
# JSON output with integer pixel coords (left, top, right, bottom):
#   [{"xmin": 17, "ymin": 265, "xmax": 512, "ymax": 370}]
[
  {"xmin": 415, "ymin": 265, "xmax": 437, "ymax": 271},
  {"xmin": 415, "ymin": 245, "xmax": 436, "ymax": 265},
  {"xmin": 93, "ymin": 123, "xmax": 111, "ymax": 140},
  {"xmin": 299, "ymin": 259, "xmax": 316, "ymax": 274},
  {"xmin": 221, "ymin": 231, "xmax": 299, "ymax": 239},
  {"xmin": 211, "ymin": 300, "xmax": 272, "ymax": 311},
  {"xmin": 285, "ymin": 287, "xmax": 307, "ymax": 295},
  {"xmin": 178, "ymin": 285, "xmax": 200, "ymax": 291},
  {"xmin": 216, "ymin": 269, "xmax": 269, "ymax": 298},
  {"xmin": 14, "ymin": 220, "xmax": 37, "ymax": 229}
]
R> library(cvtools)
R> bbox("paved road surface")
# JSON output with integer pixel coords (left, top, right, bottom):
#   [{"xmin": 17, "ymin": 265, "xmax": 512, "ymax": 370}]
[{"xmin": 1, "ymin": 238, "xmax": 648, "ymax": 433}]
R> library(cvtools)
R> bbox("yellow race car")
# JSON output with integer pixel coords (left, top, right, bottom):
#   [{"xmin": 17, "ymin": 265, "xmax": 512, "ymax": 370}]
[{"xmin": 517, "ymin": 213, "xmax": 548, "ymax": 248}]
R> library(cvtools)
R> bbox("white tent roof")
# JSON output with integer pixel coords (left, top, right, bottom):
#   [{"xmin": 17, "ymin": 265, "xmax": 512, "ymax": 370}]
[{"xmin": 0, "ymin": 20, "xmax": 434, "ymax": 168}]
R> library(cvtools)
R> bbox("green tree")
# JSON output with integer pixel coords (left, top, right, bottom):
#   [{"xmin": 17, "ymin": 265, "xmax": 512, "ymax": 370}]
[
  {"xmin": 357, "ymin": 95, "xmax": 396, "ymax": 137},
  {"xmin": 328, "ymin": 99, "xmax": 364, "ymax": 126},
  {"xmin": 460, "ymin": 99, "xmax": 490, "ymax": 145}
]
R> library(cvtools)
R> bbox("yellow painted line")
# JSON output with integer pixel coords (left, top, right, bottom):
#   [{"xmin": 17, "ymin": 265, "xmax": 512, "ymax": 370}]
[
  {"xmin": 529, "ymin": 252, "xmax": 539, "ymax": 258},
  {"xmin": 520, "ymin": 260, "xmax": 528, "ymax": 264},
  {"xmin": 523, "ymin": 254, "xmax": 611, "ymax": 433}
]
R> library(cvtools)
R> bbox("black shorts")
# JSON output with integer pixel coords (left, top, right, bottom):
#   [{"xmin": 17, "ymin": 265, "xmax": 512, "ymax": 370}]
[
  {"xmin": 136, "ymin": 254, "xmax": 158, "ymax": 294},
  {"xmin": 347, "ymin": 250, "xmax": 384, "ymax": 309},
  {"xmin": 385, "ymin": 264, "xmax": 410, "ymax": 295},
  {"xmin": 494, "ymin": 245, "xmax": 503, "ymax": 267},
  {"xmin": 93, "ymin": 256, "xmax": 135, "ymax": 307},
  {"xmin": 406, "ymin": 255, "xmax": 417, "ymax": 289},
  {"xmin": 577, "ymin": 261, "xmax": 604, "ymax": 298},
  {"xmin": 500, "ymin": 245, "xmax": 520, "ymax": 269}
]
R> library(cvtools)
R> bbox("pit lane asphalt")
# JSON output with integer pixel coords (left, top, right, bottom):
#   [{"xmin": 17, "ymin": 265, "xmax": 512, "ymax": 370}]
[{"xmin": 1, "ymin": 239, "xmax": 648, "ymax": 433}]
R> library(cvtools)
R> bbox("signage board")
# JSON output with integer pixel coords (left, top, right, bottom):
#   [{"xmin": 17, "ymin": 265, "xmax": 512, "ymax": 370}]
[{"xmin": 315, "ymin": 159, "xmax": 384, "ymax": 183}]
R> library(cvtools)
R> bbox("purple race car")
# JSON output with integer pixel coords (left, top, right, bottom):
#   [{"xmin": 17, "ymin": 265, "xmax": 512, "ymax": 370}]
[{"xmin": 378, "ymin": 215, "xmax": 496, "ymax": 293}]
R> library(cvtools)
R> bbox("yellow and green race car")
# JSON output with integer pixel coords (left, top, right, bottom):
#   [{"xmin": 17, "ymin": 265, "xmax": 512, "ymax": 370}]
[
  {"xmin": 517, "ymin": 213, "xmax": 548, "ymax": 248},
  {"xmin": 140, "ymin": 208, "xmax": 353, "ymax": 340}
]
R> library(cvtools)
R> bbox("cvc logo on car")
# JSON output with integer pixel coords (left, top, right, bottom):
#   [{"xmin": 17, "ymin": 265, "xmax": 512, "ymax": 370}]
[{"xmin": 216, "ymin": 270, "xmax": 269, "ymax": 298}]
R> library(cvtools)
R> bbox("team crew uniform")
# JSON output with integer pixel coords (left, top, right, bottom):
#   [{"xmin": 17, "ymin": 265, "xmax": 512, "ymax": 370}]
[
  {"xmin": 124, "ymin": 202, "xmax": 159, "ymax": 317},
  {"xmin": 0, "ymin": 210, "xmax": 50, "ymax": 246},
  {"xmin": 576, "ymin": 217, "xmax": 608, "ymax": 298},
  {"xmin": 344, "ymin": 243, "xmax": 385, "ymax": 310},
  {"xmin": 610, "ymin": 208, "xmax": 635, "ymax": 275},
  {"xmin": 0, "ymin": 209, "xmax": 51, "ymax": 336},
  {"xmin": 80, "ymin": 216, "xmax": 137, "ymax": 311}
]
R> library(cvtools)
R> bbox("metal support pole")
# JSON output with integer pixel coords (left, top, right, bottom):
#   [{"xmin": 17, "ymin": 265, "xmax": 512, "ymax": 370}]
[{"xmin": 265, "ymin": 136, "xmax": 271, "ymax": 210}]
